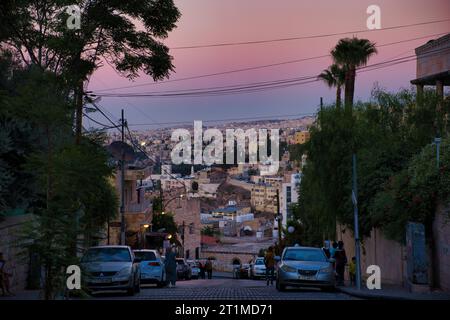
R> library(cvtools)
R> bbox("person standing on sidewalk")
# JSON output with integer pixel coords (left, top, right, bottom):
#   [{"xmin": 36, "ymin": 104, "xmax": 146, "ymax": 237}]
[
  {"xmin": 334, "ymin": 241, "xmax": 348, "ymax": 286},
  {"xmin": 264, "ymin": 246, "xmax": 275, "ymax": 286},
  {"xmin": 165, "ymin": 246, "xmax": 177, "ymax": 288},
  {"xmin": 205, "ymin": 258, "xmax": 213, "ymax": 279}
]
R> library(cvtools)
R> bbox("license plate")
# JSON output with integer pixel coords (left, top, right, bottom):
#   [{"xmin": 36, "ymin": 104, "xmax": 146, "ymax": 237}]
[
  {"xmin": 298, "ymin": 275, "xmax": 315, "ymax": 281},
  {"xmin": 92, "ymin": 278, "xmax": 112, "ymax": 283}
]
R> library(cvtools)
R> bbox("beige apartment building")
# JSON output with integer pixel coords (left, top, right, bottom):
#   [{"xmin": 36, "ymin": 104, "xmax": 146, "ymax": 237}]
[
  {"xmin": 250, "ymin": 183, "xmax": 278, "ymax": 213},
  {"xmin": 294, "ymin": 131, "xmax": 310, "ymax": 144}
]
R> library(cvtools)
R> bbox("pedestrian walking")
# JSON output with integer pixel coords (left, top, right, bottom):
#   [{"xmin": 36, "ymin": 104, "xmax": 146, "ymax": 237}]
[
  {"xmin": 322, "ymin": 240, "xmax": 331, "ymax": 259},
  {"xmin": 205, "ymin": 258, "xmax": 213, "ymax": 279},
  {"xmin": 164, "ymin": 246, "xmax": 177, "ymax": 288},
  {"xmin": 334, "ymin": 241, "xmax": 347, "ymax": 286},
  {"xmin": 264, "ymin": 246, "xmax": 275, "ymax": 286},
  {"xmin": 198, "ymin": 260, "xmax": 206, "ymax": 279}
]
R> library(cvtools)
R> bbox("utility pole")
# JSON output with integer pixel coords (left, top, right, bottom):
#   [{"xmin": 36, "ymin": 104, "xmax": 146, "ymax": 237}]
[
  {"xmin": 120, "ymin": 109, "xmax": 126, "ymax": 245},
  {"xmin": 75, "ymin": 81, "xmax": 83, "ymax": 145},
  {"xmin": 181, "ymin": 221, "xmax": 186, "ymax": 257},
  {"xmin": 352, "ymin": 154, "xmax": 362, "ymax": 290},
  {"xmin": 276, "ymin": 189, "xmax": 282, "ymax": 247}
]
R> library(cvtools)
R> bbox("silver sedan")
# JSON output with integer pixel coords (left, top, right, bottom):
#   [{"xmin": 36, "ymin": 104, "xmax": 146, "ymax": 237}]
[{"xmin": 276, "ymin": 246, "xmax": 335, "ymax": 292}]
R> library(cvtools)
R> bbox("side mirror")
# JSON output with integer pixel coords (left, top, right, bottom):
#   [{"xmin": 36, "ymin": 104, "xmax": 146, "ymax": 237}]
[
  {"xmin": 328, "ymin": 258, "xmax": 335, "ymax": 263},
  {"xmin": 275, "ymin": 256, "xmax": 281, "ymax": 262}
]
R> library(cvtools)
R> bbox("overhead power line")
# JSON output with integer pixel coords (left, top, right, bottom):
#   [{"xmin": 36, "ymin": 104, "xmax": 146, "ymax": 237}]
[
  {"xmin": 90, "ymin": 46, "xmax": 449, "ymax": 99},
  {"xmin": 170, "ymin": 18, "xmax": 450, "ymax": 50},
  {"xmin": 92, "ymin": 31, "xmax": 448, "ymax": 93}
]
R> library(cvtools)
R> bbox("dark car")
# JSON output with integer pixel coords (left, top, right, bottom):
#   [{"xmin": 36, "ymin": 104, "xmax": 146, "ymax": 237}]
[{"xmin": 176, "ymin": 258, "xmax": 192, "ymax": 280}]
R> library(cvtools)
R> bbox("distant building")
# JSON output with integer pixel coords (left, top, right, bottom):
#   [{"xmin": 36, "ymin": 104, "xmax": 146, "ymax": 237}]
[
  {"xmin": 294, "ymin": 131, "xmax": 310, "ymax": 144},
  {"xmin": 280, "ymin": 173, "xmax": 301, "ymax": 228},
  {"xmin": 251, "ymin": 183, "xmax": 278, "ymax": 213},
  {"xmin": 210, "ymin": 201, "xmax": 251, "ymax": 219}
]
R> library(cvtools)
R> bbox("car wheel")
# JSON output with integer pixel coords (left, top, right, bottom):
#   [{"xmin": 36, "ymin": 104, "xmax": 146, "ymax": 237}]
[{"xmin": 276, "ymin": 279, "xmax": 286, "ymax": 292}]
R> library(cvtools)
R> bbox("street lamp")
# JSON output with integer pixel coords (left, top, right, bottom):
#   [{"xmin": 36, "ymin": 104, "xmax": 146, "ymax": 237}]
[{"xmin": 435, "ymin": 137, "xmax": 441, "ymax": 170}]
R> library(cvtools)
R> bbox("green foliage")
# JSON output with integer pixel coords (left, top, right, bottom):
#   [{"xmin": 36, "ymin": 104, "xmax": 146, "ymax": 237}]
[
  {"xmin": 152, "ymin": 211, "xmax": 178, "ymax": 238},
  {"xmin": 201, "ymin": 226, "xmax": 217, "ymax": 237},
  {"xmin": 0, "ymin": 0, "xmax": 181, "ymax": 82},
  {"xmin": 296, "ymin": 87, "xmax": 450, "ymax": 244},
  {"xmin": 370, "ymin": 138, "xmax": 450, "ymax": 243}
]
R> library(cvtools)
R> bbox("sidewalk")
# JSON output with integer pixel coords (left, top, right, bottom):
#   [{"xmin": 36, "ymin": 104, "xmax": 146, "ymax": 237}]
[
  {"xmin": 0, "ymin": 290, "xmax": 42, "ymax": 300},
  {"xmin": 337, "ymin": 282, "xmax": 450, "ymax": 300}
]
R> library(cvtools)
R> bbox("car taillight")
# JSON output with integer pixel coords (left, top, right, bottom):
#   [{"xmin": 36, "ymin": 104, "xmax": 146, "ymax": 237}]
[{"xmin": 148, "ymin": 262, "xmax": 160, "ymax": 266}]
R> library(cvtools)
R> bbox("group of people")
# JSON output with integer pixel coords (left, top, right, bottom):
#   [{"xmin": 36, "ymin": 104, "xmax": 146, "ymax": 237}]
[
  {"xmin": 322, "ymin": 240, "xmax": 356, "ymax": 286},
  {"xmin": 197, "ymin": 259, "xmax": 213, "ymax": 280}
]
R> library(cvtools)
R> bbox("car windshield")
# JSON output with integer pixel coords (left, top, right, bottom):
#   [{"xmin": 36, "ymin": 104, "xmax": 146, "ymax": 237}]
[
  {"xmin": 82, "ymin": 248, "xmax": 131, "ymax": 263},
  {"xmin": 283, "ymin": 249, "xmax": 326, "ymax": 262},
  {"xmin": 134, "ymin": 251, "xmax": 157, "ymax": 261},
  {"xmin": 255, "ymin": 259, "xmax": 265, "ymax": 265}
]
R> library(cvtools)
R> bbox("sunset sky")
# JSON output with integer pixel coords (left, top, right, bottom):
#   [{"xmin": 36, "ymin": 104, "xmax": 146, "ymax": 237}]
[{"xmin": 87, "ymin": 0, "xmax": 450, "ymax": 129}]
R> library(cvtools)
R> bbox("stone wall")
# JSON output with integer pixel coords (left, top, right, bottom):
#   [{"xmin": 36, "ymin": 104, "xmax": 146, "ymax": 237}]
[
  {"xmin": 201, "ymin": 250, "xmax": 256, "ymax": 272},
  {"xmin": 337, "ymin": 225, "xmax": 407, "ymax": 286},
  {"xmin": 433, "ymin": 202, "xmax": 450, "ymax": 291},
  {"xmin": 0, "ymin": 214, "xmax": 34, "ymax": 292}
]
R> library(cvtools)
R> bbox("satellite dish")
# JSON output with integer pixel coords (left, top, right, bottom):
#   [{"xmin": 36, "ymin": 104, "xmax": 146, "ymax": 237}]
[{"xmin": 108, "ymin": 141, "xmax": 136, "ymax": 162}]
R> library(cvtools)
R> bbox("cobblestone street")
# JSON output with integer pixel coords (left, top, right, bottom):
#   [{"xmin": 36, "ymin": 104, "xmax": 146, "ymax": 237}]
[{"xmin": 91, "ymin": 278, "xmax": 357, "ymax": 300}]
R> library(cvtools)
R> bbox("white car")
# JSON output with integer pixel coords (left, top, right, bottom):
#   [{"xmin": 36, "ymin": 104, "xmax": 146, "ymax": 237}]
[
  {"xmin": 187, "ymin": 260, "xmax": 200, "ymax": 279},
  {"xmin": 134, "ymin": 249, "xmax": 166, "ymax": 287},
  {"xmin": 81, "ymin": 245, "xmax": 141, "ymax": 296},
  {"xmin": 248, "ymin": 257, "xmax": 266, "ymax": 279}
]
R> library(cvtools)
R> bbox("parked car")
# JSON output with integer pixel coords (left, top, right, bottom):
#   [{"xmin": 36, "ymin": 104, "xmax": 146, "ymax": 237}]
[
  {"xmin": 248, "ymin": 257, "xmax": 266, "ymax": 279},
  {"xmin": 134, "ymin": 249, "xmax": 166, "ymax": 287},
  {"xmin": 80, "ymin": 245, "xmax": 141, "ymax": 296},
  {"xmin": 187, "ymin": 260, "xmax": 200, "ymax": 279},
  {"xmin": 176, "ymin": 258, "xmax": 192, "ymax": 280},
  {"xmin": 233, "ymin": 263, "xmax": 250, "ymax": 279},
  {"xmin": 276, "ymin": 246, "xmax": 335, "ymax": 292}
]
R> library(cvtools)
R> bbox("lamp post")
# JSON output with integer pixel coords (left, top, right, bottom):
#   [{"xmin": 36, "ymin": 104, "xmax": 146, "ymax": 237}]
[{"xmin": 435, "ymin": 137, "xmax": 441, "ymax": 170}]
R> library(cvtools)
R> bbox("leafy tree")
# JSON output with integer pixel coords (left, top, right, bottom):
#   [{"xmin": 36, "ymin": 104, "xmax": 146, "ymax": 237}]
[
  {"xmin": 296, "ymin": 86, "xmax": 449, "ymax": 246},
  {"xmin": 152, "ymin": 211, "xmax": 178, "ymax": 243},
  {"xmin": 0, "ymin": 0, "xmax": 181, "ymax": 141}
]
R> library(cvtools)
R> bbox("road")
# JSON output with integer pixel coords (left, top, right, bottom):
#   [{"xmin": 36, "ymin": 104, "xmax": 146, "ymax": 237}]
[{"xmin": 92, "ymin": 277, "xmax": 357, "ymax": 300}]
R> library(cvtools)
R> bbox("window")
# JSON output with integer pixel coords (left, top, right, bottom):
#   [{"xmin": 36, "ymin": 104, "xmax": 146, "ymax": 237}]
[
  {"xmin": 82, "ymin": 248, "xmax": 131, "ymax": 263},
  {"xmin": 134, "ymin": 251, "xmax": 157, "ymax": 261},
  {"xmin": 286, "ymin": 186, "xmax": 292, "ymax": 203}
]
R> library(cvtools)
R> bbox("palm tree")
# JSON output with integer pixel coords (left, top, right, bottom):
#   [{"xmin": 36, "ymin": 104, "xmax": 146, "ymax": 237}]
[
  {"xmin": 331, "ymin": 37, "xmax": 377, "ymax": 110},
  {"xmin": 318, "ymin": 64, "xmax": 346, "ymax": 109}
]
